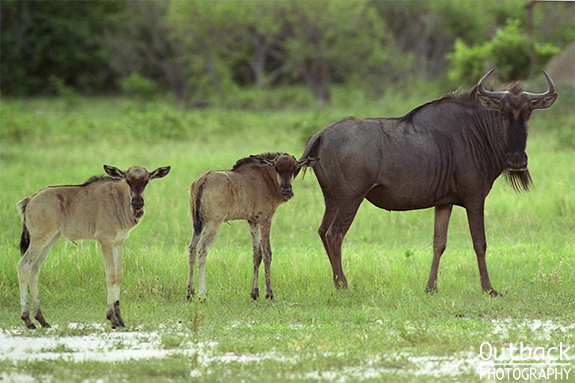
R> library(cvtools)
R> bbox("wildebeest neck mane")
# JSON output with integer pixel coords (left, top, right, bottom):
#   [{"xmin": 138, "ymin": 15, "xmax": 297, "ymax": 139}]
[
  {"xmin": 79, "ymin": 175, "xmax": 119, "ymax": 186},
  {"xmin": 399, "ymin": 86, "xmax": 483, "ymax": 125},
  {"xmin": 399, "ymin": 82, "xmax": 525, "ymax": 125},
  {"xmin": 232, "ymin": 152, "xmax": 281, "ymax": 170}
]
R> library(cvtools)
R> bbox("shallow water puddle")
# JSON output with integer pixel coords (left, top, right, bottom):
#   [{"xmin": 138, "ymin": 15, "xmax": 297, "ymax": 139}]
[{"xmin": 1, "ymin": 319, "xmax": 573, "ymax": 382}]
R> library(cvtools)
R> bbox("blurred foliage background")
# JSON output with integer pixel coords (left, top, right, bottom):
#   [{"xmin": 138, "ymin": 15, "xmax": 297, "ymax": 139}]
[{"xmin": 2, "ymin": 0, "xmax": 573, "ymax": 103}]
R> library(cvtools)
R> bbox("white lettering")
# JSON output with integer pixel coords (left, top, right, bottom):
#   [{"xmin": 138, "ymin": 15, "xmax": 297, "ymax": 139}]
[
  {"xmin": 520, "ymin": 342, "xmax": 532, "ymax": 360},
  {"xmin": 548, "ymin": 346, "xmax": 559, "ymax": 360},
  {"xmin": 533, "ymin": 346, "xmax": 545, "ymax": 360},
  {"xmin": 560, "ymin": 343, "xmax": 571, "ymax": 360},
  {"xmin": 480, "ymin": 342, "xmax": 492, "ymax": 360}
]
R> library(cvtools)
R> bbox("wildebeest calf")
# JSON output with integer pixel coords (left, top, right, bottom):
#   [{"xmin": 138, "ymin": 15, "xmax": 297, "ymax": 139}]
[
  {"xmin": 17, "ymin": 165, "xmax": 170, "ymax": 329},
  {"xmin": 187, "ymin": 153, "xmax": 318, "ymax": 300}
]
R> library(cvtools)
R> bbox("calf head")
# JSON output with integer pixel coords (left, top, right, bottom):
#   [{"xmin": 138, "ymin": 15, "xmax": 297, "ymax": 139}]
[
  {"xmin": 251, "ymin": 153, "xmax": 319, "ymax": 199},
  {"xmin": 104, "ymin": 165, "xmax": 171, "ymax": 214},
  {"xmin": 477, "ymin": 68, "xmax": 557, "ymax": 172}
]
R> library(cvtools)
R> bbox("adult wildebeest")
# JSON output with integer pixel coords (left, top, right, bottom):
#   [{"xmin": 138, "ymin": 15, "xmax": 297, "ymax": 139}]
[
  {"xmin": 298, "ymin": 69, "xmax": 557, "ymax": 296},
  {"xmin": 187, "ymin": 153, "xmax": 318, "ymax": 300},
  {"xmin": 17, "ymin": 164, "xmax": 171, "ymax": 329}
]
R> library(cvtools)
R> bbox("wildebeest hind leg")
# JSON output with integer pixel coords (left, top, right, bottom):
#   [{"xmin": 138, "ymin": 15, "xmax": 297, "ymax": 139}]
[
  {"xmin": 325, "ymin": 198, "xmax": 363, "ymax": 289},
  {"xmin": 426, "ymin": 205, "xmax": 453, "ymax": 293},
  {"xmin": 18, "ymin": 234, "xmax": 59, "ymax": 329},
  {"xmin": 318, "ymin": 196, "xmax": 338, "ymax": 263},
  {"xmin": 187, "ymin": 230, "xmax": 202, "ymax": 300},
  {"xmin": 197, "ymin": 222, "xmax": 220, "ymax": 298}
]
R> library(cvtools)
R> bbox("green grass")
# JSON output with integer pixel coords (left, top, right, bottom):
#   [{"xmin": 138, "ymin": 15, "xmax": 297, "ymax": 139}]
[{"xmin": 1, "ymin": 87, "xmax": 574, "ymax": 382}]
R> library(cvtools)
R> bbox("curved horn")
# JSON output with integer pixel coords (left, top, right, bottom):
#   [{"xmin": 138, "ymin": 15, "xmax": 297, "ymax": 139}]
[
  {"xmin": 477, "ymin": 68, "xmax": 508, "ymax": 100},
  {"xmin": 524, "ymin": 69, "xmax": 555, "ymax": 101}
]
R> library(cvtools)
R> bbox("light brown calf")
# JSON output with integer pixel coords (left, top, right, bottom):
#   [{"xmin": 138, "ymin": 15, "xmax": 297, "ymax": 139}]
[
  {"xmin": 17, "ymin": 165, "xmax": 170, "ymax": 329},
  {"xmin": 187, "ymin": 153, "xmax": 318, "ymax": 300}
]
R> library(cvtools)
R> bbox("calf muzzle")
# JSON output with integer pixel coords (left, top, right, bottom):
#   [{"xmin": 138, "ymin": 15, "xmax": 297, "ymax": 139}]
[{"xmin": 132, "ymin": 197, "xmax": 144, "ymax": 210}]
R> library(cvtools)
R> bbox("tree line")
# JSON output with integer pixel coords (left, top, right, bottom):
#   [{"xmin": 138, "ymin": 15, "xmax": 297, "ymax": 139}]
[{"xmin": 1, "ymin": 0, "xmax": 573, "ymax": 103}]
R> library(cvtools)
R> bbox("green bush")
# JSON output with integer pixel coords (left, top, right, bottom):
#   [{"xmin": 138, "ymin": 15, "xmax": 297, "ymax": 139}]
[
  {"xmin": 118, "ymin": 72, "xmax": 158, "ymax": 97},
  {"xmin": 448, "ymin": 20, "xmax": 560, "ymax": 86}
]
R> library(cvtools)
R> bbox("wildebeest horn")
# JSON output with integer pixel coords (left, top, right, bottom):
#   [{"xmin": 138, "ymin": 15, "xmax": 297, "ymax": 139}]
[
  {"xmin": 478, "ymin": 68, "xmax": 508, "ymax": 100},
  {"xmin": 524, "ymin": 69, "xmax": 555, "ymax": 101}
]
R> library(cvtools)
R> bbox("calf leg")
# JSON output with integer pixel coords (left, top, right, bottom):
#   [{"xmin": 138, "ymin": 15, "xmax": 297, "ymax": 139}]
[
  {"xmin": 260, "ymin": 222, "xmax": 274, "ymax": 300},
  {"xmin": 425, "ymin": 205, "xmax": 453, "ymax": 293},
  {"xmin": 466, "ymin": 206, "xmax": 498, "ymax": 296},
  {"xmin": 187, "ymin": 229, "xmax": 202, "ymax": 300},
  {"xmin": 99, "ymin": 239, "xmax": 124, "ymax": 328},
  {"xmin": 18, "ymin": 234, "xmax": 59, "ymax": 329},
  {"xmin": 112, "ymin": 242, "xmax": 124, "ymax": 327},
  {"xmin": 197, "ymin": 221, "xmax": 221, "ymax": 298},
  {"xmin": 248, "ymin": 221, "xmax": 262, "ymax": 300}
]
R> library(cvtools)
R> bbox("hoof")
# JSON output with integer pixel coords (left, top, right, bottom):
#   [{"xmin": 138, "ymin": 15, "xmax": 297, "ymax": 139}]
[
  {"xmin": 251, "ymin": 288, "xmax": 259, "ymax": 300},
  {"xmin": 110, "ymin": 321, "xmax": 125, "ymax": 329},
  {"xmin": 425, "ymin": 286, "xmax": 438, "ymax": 294},
  {"xmin": 186, "ymin": 288, "xmax": 196, "ymax": 301},
  {"xmin": 26, "ymin": 323, "xmax": 37, "ymax": 330},
  {"xmin": 486, "ymin": 289, "xmax": 501, "ymax": 297},
  {"xmin": 265, "ymin": 292, "xmax": 274, "ymax": 300}
]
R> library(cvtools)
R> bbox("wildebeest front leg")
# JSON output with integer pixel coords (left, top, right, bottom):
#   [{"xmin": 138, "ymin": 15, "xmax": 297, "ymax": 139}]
[
  {"xmin": 248, "ymin": 221, "xmax": 263, "ymax": 300},
  {"xmin": 426, "ymin": 205, "xmax": 453, "ymax": 293},
  {"xmin": 99, "ymin": 239, "xmax": 124, "ymax": 328},
  {"xmin": 260, "ymin": 222, "xmax": 274, "ymax": 300},
  {"xmin": 112, "ymin": 242, "xmax": 125, "ymax": 327},
  {"xmin": 466, "ymin": 207, "xmax": 498, "ymax": 296}
]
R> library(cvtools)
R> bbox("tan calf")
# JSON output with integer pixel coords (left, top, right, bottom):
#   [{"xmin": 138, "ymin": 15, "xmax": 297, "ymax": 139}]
[
  {"xmin": 17, "ymin": 165, "xmax": 170, "ymax": 329},
  {"xmin": 187, "ymin": 153, "xmax": 318, "ymax": 300}
]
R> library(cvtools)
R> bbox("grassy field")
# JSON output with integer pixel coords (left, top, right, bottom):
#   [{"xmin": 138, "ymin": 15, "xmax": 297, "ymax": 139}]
[{"xmin": 1, "ymin": 84, "xmax": 574, "ymax": 382}]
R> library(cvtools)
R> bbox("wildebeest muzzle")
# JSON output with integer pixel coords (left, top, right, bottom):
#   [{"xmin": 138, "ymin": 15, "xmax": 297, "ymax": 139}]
[{"xmin": 506, "ymin": 152, "xmax": 528, "ymax": 171}]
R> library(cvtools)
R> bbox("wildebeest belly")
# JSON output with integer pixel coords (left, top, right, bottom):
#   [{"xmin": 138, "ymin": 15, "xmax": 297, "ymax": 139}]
[{"xmin": 365, "ymin": 183, "xmax": 459, "ymax": 211}]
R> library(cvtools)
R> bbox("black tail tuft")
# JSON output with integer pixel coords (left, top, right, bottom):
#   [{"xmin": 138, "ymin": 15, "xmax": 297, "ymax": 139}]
[
  {"xmin": 192, "ymin": 184, "xmax": 205, "ymax": 235},
  {"xmin": 17, "ymin": 198, "xmax": 30, "ymax": 255},
  {"xmin": 296, "ymin": 132, "xmax": 323, "ymax": 179}
]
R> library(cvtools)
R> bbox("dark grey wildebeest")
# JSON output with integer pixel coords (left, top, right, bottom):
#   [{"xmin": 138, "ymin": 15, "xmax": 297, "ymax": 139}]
[
  {"xmin": 298, "ymin": 69, "xmax": 557, "ymax": 296},
  {"xmin": 187, "ymin": 153, "xmax": 318, "ymax": 300},
  {"xmin": 17, "ymin": 165, "xmax": 170, "ymax": 329}
]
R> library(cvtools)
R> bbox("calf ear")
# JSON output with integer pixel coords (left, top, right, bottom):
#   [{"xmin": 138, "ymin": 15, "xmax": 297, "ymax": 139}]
[
  {"xmin": 297, "ymin": 157, "xmax": 319, "ymax": 168},
  {"xmin": 149, "ymin": 166, "xmax": 171, "ymax": 179},
  {"xmin": 250, "ymin": 155, "xmax": 275, "ymax": 167},
  {"xmin": 477, "ymin": 94, "xmax": 504, "ymax": 111},
  {"xmin": 104, "ymin": 165, "xmax": 125, "ymax": 179}
]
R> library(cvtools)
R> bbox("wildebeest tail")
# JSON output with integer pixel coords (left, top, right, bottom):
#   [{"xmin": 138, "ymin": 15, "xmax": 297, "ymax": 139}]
[
  {"xmin": 191, "ymin": 183, "xmax": 205, "ymax": 235},
  {"xmin": 17, "ymin": 198, "xmax": 30, "ymax": 255},
  {"xmin": 296, "ymin": 131, "xmax": 323, "ymax": 178}
]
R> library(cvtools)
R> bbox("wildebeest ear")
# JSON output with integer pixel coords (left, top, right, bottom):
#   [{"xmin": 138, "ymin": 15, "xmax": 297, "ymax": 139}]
[
  {"xmin": 297, "ymin": 157, "xmax": 319, "ymax": 168},
  {"xmin": 250, "ymin": 155, "xmax": 275, "ymax": 167},
  {"xmin": 477, "ymin": 94, "xmax": 504, "ymax": 111},
  {"xmin": 149, "ymin": 166, "xmax": 171, "ymax": 179},
  {"xmin": 530, "ymin": 93, "xmax": 557, "ymax": 110},
  {"xmin": 104, "ymin": 165, "xmax": 126, "ymax": 179}
]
